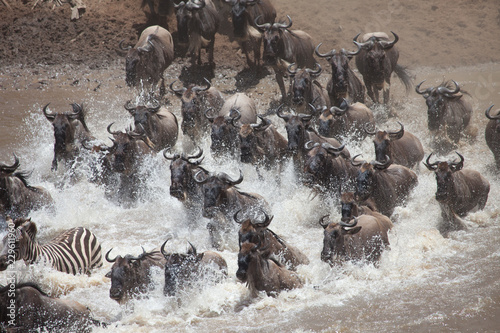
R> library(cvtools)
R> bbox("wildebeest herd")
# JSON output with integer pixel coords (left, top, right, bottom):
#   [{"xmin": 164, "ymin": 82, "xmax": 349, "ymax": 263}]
[{"xmin": 1, "ymin": 0, "xmax": 498, "ymax": 331}]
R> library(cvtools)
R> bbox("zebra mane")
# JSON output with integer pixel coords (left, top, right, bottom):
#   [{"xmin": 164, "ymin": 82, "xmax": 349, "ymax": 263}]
[
  {"xmin": 0, "ymin": 282, "xmax": 50, "ymax": 296},
  {"xmin": 13, "ymin": 218, "xmax": 38, "ymax": 239}
]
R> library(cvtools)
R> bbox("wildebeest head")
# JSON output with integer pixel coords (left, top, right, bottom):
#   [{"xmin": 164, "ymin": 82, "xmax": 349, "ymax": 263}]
[
  {"xmin": 43, "ymin": 103, "xmax": 88, "ymax": 171},
  {"xmin": 124, "ymin": 99, "xmax": 161, "ymax": 136},
  {"xmin": 315, "ymin": 43, "xmax": 361, "ymax": 97},
  {"xmin": 205, "ymin": 108, "xmax": 241, "ymax": 157},
  {"xmin": 315, "ymin": 100, "xmax": 347, "ymax": 137},
  {"xmin": 415, "ymin": 80, "xmax": 462, "ymax": 131},
  {"xmin": 236, "ymin": 241, "xmax": 270, "ymax": 282},
  {"xmin": 423, "ymin": 152, "xmax": 464, "ymax": 203},
  {"xmin": 238, "ymin": 116, "xmax": 271, "ymax": 164},
  {"xmin": 353, "ymin": 31, "xmax": 398, "ymax": 87},
  {"xmin": 303, "ymin": 141, "xmax": 345, "ymax": 185},
  {"xmin": 225, "ymin": 0, "xmax": 259, "ymax": 38},
  {"xmin": 0, "ymin": 217, "xmax": 35, "ymax": 271},
  {"xmin": 365, "ymin": 122, "xmax": 404, "ymax": 163},
  {"xmin": 105, "ymin": 248, "xmax": 153, "ymax": 303},
  {"xmin": 164, "ymin": 147, "xmax": 205, "ymax": 202},
  {"xmin": 319, "ymin": 215, "xmax": 361, "ymax": 265},
  {"xmin": 287, "ymin": 63, "xmax": 322, "ymax": 106},
  {"xmin": 485, "ymin": 105, "xmax": 500, "ymax": 133},
  {"xmin": 123, "ymin": 36, "xmax": 156, "ymax": 87},
  {"xmin": 340, "ymin": 192, "xmax": 360, "ymax": 222},
  {"xmin": 175, "ymin": 0, "xmax": 206, "ymax": 43},
  {"xmin": 353, "ymin": 156, "xmax": 391, "ymax": 201},
  {"xmin": 277, "ymin": 104, "xmax": 312, "ymax": 153},
  {"xmin": 234, "ymin": 208, "xmax": 273, "ymax": 248},
  {"xmin": 194, "ymin": 169, "xmax": 244, "ymax": 218},
  {"xmin": 256, "ymin": 15, "xmax": 292, "ymax": 65}
]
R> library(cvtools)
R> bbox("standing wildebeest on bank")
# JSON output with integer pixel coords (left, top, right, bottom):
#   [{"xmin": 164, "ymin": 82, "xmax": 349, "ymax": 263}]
[
  {"xmin": 485, "ymin": 105, "xmax": 500, "ymax": 169},
  {"xmin": 236, "ymin": 241, "xmax": 303, "ymax": 297},
  {"xmin": 423, "ymin": 152, "xmax": 490, "ymax": 236},
  {"xmin": 353, "ymin": 31, "xmax": 412, "ymax": 105},
  {"xmin": 205, "ymin": 92, "xmax": 257, "ymax": 159},
  {"xmin": 120, "ymin": 25, "xmax": 174, "ymax": 96},
  {"xmin": 161, "ymin": 239, "xmax": 227, "ymax": 296},
  {"xmin": 315, "ymin": 43, "xmax": 365, "ymax": 107},
  {"xmin": 303, "ymin": 141, "xmax": 357, "ymax": 199},
  {"xmin": 313, "ymin": 100, "xmax": 374, "ymax": 141},
  {"xmin": 353, "ymin": 157, "xmax": 418, "ymax": 217},
  {"xmin": 194, "ymin": 169, "xmax": 270, "ymax": 249},
  {"xmin": 170, "ymin": 78, "xmax": 225, "ymax": 145},
  {"xmin": 365, "ymin": 121, "xmax": 424, "ymax": 169},
  {"xmin": 416, "ymin": 80, "xmax": 473, "ymax": 151},
  {"xmin": 237, "ymin": 115, "xmax": 288, "ymax": 171},
  {"xmin": 43, "ymin": 103, "xmax": 94, "ymax": 171},
  {"xmin": 0, "ymin": 217, "xmax": 102, "ymax": 275},
  {"xmin": 105, "ymin": 247, "xmax": 166, "ymax": 304},
  {"xmin": 124, "ymin": 99, "xmax": 179, "ymax": 150},
  {"xmin": 175, "ymin": 0, "xmax": 220, "ymax": 66},
  {"xmin": 224, "ymin": 0, "xmax": 276, "ymax": 67},
  {"xmin": 141, "ymin": 0, "xmax": 175, "ymax": 29},
  {"xmin": 287, "ymin": 63, "xmax": 330, "ymax": 114},
  {"xmin": 319, "ymin": 214, "xmax": 393, "ymax": 266},
  {"xmin": 0, "ymin": 283, "xmax": 103, "ymax": 332},
  {"xmin": 234, "ymin": 209, "xmax": 309, "ymax": 270},
  {"xmin": 255, "ymin": 15, "xmax": 315, "ymax": 101},
  {"xmin": 0, "ymin": 155, "xmax": 53, "ymax": 220}
]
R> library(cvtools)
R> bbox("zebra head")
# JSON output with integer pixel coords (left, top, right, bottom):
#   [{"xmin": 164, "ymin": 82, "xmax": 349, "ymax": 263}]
[{"xmin": 0, "ymin": 217, "xmax": 36, "ymax": 271}]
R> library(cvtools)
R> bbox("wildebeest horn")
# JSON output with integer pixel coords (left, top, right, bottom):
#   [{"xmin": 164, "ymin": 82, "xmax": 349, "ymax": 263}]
[
  {"xmin": 170, "ymin": 80, "xmax": 187, "ymax": 96},
  {"xmin": 70, "ymin": 103, "xmax": 83, "ymax": 115},
  {"xmin": 107, "ymin": 122, "xmax": 121, "ymax": 135},
  {"xmin": 174, "ymin": 1, "xmax": 185, "ymax": 9},
  {"xmin": 322, "ymin": 142, "xmax": 345, "ymax": 154},
  {"xmin": 272, "ymin": 15, "xmax": 292, "ymax": 29},
  {"xmin": 319, "ymin": 215, "xmax": 330, "ymax": 229},
  {"xmin": 450, "ymin": 152, "xmax": 465, "ymax": 172},
  {"xmin": 308, "ymin": 102, "xmax": 327, "ymax": 116},
  {"xmin": 251, "ymin": 115, "xmax": 270, "ymax": 131},
  {"xmin": 42, "ymin": 103, "xmax": 55, "ymax": 121},
  {"xmin": 254, "ymin": 210, "xmax": 273, "ymax": 228},
  {"xmin": 388, "ymin": 121, "xmax": 405, "ymax": 139},
  {"xmin": 314, "ymin": 43, "xmax": 335, "ymax": 58},
  {"xmin": 372, "ymin": 156, "xmax": 392, "ymax": 170},
  {"xmin": 124, "ymin": 100, "xmax": 136, "ymax": 112},
  {"xmin": 340, "ymin": 217, "xmax": 358, "ymax": 228},
  {"xmin": 220, "ymin": 169, "xmax": 244, "ymax": 185},
  {"xmin": 192, "ymin": 78, "xmax": 211, "ymax": 92},
  {"xmin": 485, "ymin": 105, "xmax": 500, "ymax": 120},
  {"xmin": 187, "ymin": 146, "xmax": 204, "ymax": 161},
  {"xmin": 194, "ymin": 169, "xmax": 209, "ymax": 183},
  {"xmin": 254, "ymin": 15, "xmax": 272, "ymax": 30},
  {"xmin": 423, "ymin": 153, "xmax": 438, "ymax": 171},
  {"xmin": 352, "ymin": 32, "xmax": 373, "ymax": 49},
  {"xmin": 187, "ymin": 241, "xmax": 197, "ymax": 255},
  {"xmin": 1, "ymin": 153, "xmax": 20, "ymax": 173},
  {"xmin": 119, "ymin": 39, "xmax": 132, "ymax": 50},
  {"xmin": 105, "ymin": 248, "xmax": 117, "ymax": 263},
  {"xmin": 380, "ymin": 31, "xmax": 399, "ymax": 49},
  {"xmin": 188, "ymin": 0, "xmax": 205, "ymax": 10},
  {"xmin": 437, "ymin": 80, "xmax": 460, "ymax": 96},
  {"xmin": 233, "ymin": 209, "xmax": 245, "ymax": 224},
  {"xmin": 415, "ymin": 80, "xmax": 432, "ymax": 95},
  {"xmin": 298, "ymin": 113, "xmax": 313, "ymax": 122},
  {"xmin": 330, "ymin": 99, "xmax": 349, "ymax": 115},
  {"xmin": 230, "ymin": 109, "xmax": 242, "ymax": 126},
  {"xmin": 160, "ymin": 238, "xmax": 170, "ymax": 257},
  {"xmin": 364, "ymin": 123, "xmax": 377, "ymax": 136},
  {"xmin": 351, "ymin": 154, "xmax": 365, "ymax": 167},
  {"xmin": 287, "ymin": 63, "xmax": 298, "ymax": 76},
  {"xmin": 306, "ymin": 63, "xmax": 322, "ymax": 76},
  {"xmin": 148, "ymin": 99, "xmax": 161, "ymax": 112},
  {"xmin": 347, "ymin": 42, "xmax": 362, "ymax": 56},
  {"xmin": 163, "ymin": 147, "xmax": 180, "ymax": 161},
  {"xmin": 304, "ymin": 140, "xmax": 319, "ymax": 151},
  {"xmin": 276, "ymin": 104, "xmax": 291, "ymax": 121}
]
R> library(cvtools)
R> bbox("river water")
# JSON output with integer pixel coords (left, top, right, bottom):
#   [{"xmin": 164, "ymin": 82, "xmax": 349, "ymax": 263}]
[{"xmin": 0, "ymin": 62, "xmax": 499, "ymax": 332}]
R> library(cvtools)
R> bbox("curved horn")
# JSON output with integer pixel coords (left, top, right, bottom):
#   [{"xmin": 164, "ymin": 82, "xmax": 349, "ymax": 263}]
[
  {"xmin": 107, "ymin": 122, "xmax": 121, "ymax": 135},
  {"xmin": 230, "ymin": 108, "xmax": 242, "ymax": 126},
  {"xmin": 415, "ymin": 80, "xmax": 432, "ymax": 95},
  {"xmin": 339, "ymin": 217, "xmax": 358, "ymax": 228},
  {"xmin": 287, "ymin": 63, "xmax": 298, "ymax": 76},
  {"xmin": 105, "ymin": 248, "xmax": 117, "ymax": 263},
  {"xmin": 204, "ymin": 108, "xmax": 217, "ymax": 122},
  {"xmin": 42, "ymin": 103, "xmax": 55, "ymax": 121},
  {"xmin": 188, "ymin": 0, "xmax": 205, "ymax": 10},
  {"xmin": 124, "ymin": 100, "xmax": 136, "ymax": 112},
  {"xmin": 233, "ymin": 209, "xmax": 244, "ymax": 224},
  {"xmin": 318, "ymin": 215, "xmax": 330, "ymax": 229},
  {"xmin": 1, "ymin": 153, "xmax": 20, "ymax": 173},
  {"xmin": 253, "ymin": 210, "xmax": 273, "ymax": 228},
  {"xmin": 254, "ymin": 15, "xmax": 271, "ymax": 30},
  {"xmin": 485, "ymin": 105, "xmax": 500, "ymax": 120},
  {"xmin": 148, "ymin": 99, "xmax": 161, "ymax": 113},
  {"xmin": 304, "ymin": 140, "xmax": 319, "ymax": 151},
  {"xmin": 169, "ymin": 80, "xmax": 187, "ymax": 96},
  {"xmin": 372, "ymin": 156, "xmax": 392, "ymax": 169},
  {"xmin": 437, "ymin": 80, "xmax": 460, "ymax": 96},
  {"xmin": 351, "ymin": 154, "xmax": 364, "ymax": 167},
  {"xmin": 423, "ymin": 153, "xmax": 438, "ymax": 171},
  {"xmin": 450, "ymin": 152, "xmax": 465, "ymax": 172},
  {"xmin": 306, "ymin": 63, "xmax": 322, "ymax": 77},
  {"xmin": 187, "ymin": 241, "xmax": 197, "ymax": 255},
  {"xmin": 322, "ymin": 142, "xmax": 345, "ymax": 153},
  {"xmin": 276, "ymin": 104, "xmax": 291, "ymax": 121},
  {"xmin": 160, "ymin": 239, "xmax": 170, "ymax": 257},
  {"xmin": 346, "ymin": 42, "xmax": 362, "ymax": 56},
  {"xmin": 352, "ymin": 32, "xmax": 372, "ymax": 49},
  {"xmin": 314, "ymin": 43, "xmax": 335, "ymax": 58},
  {"xmin": 163, "ymin": 147, "xmax": 180, "ymax": 161},
  {"xmin": 119, "ymin": 39, "xmax": 132, "ymax": 51},
  {"xmin": 220, "ymin": 169, "xmax": 244, "ymax": 185},
  {"xmin": 388, "ymin": 121, "xmax": 405, "ymax": 139},
  {"xmin": 174, "ymin": 0, "xmax": 185, "ymax": 9},
  {"xmin": 330, "ymin": 100, "xmax": 349, "ymax": 116},
  {"xmin": 192, "ymin": 78, "xmax": 211, "ymax": 93},
  {"xmin": 381, "ymin": 31, "xmax": 399, "ymax": 49},
  {"xmin": 272, "ymin": 15, "xmax": 292, "ymax": 29},
  {"xmin": 363, "ymin": 122, "xmax": 377, "ymax": 136},
  {"xmin": 194, "ymin": 169, "xmax": 209, "ymax": 183},
  {"xmin": 187, "ymin": 147, "xmax": 204, "ymax": 161}
]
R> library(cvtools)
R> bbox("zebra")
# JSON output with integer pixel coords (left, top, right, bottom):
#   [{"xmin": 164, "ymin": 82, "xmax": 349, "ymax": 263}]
[{"xmin": 0, "ymin": 217, "xmax": 103, "ymax": 275}]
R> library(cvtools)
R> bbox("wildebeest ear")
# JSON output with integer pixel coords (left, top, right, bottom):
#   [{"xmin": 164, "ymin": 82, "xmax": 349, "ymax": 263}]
[
  {"xmin": 105, "ymin": 271, "xmax": 112, "ymax": 278},
  {"xmin": 344, "ymin": 226, "xmax": 362, "ymax": 235}
]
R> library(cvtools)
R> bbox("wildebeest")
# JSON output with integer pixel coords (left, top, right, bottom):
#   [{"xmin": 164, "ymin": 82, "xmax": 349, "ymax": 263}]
[
  {"xmin": 277, "ymin": 104, "xmax": 349, "ymax": 174},
  {"xmin": 124, "ymin": 99, "xmax": 178, "ymax": 151},
  {"xmin": 416, "ymin": 80, "xmax": 473, "ymax": 149},
  {"xmin": 255, "ymin": 15, "xmax": 315, "ymax": 101},
  {"xmin": 236, "ymin": 241, "xmax": 303, "ymax": 297},
  {"xmin": 105, "ymin": 247, "xmax": 166, "ymax": 304},
  {"xmin": 161, "ymin": 239, "xmax": 227, "ymax": 296},
  {"xmin": 175, "ymin": 0, "xmax": 220, "ymax": 66},
  {"xmin": 0, "ymin": 282, "xmax": 103, "ymax": 332},
  {"xmin": 43, "ymin": 102, "xmax": 95, "ymax": 171},
  {"xmin": 365, "ymin": 121, "xmax": 424, "ymax": 169},
  {"xmin": 205, "ymin": 92, "xmax": 257, "ymax": 158},
  {"xmin": 141, "ymin": 0, "xmax": 175, "ymax": 29},
  {"xmin": 314, "ymin": 99, "xmax": 374, "ymax": 141},
  {"xmin": 423, "ymin": 152, "xmax": 490, "ymax": 235},
  {"xmin": 353, "ymin": 157, "xmax": 418, "ymax": 217},
  {"xmin": 224, "ymin": 0, "xmax": 276, "ymax": 67},
  {"xmin": 353, "ymin": 31, "xmax": 412, "ymax": 105},
  {"xmin": 0, "ymin": 217, "xmax": 102, "ymax": 275},
  {"xmin": 485, "ymin": 105, "xmax": 500, "ymax": 169},
  {"xmin": 0, "ymin": 154, "xmax": 53, "ymax": 220},
  {"xmin": 194, "ymin": 169, "xmax": 270, "ymax": 249},
  {"xmin": 314, "ymin": 43, "xmax": 365, "ymax": 106},
  {"xmin": 287, "ymin": 63, "xmax": 330, "ymax": 114},
  {"xmin": 319, "ymin": 214, "xmax": 393, "ymax": 266},
  {"xmin": 120, "ymin": 25, "xmax": 174, "ymax": 96},
  {"xmin": 237, "ymin": 115, "xmax": 288, "ymax": 170},
  {"xmin": 303, "ymin": 141, "xmax": 358, "ymax": 198},
  {"xmin": 170, "ymin": 78, "xmax": 225, "ymax": 144},
  {"xmin": 234, "ymin": 209, "xmax": 309, "ymax": 270},
  {"xmin": 339, "ymin": 191, "xmax": 379, "ymax": 222}
]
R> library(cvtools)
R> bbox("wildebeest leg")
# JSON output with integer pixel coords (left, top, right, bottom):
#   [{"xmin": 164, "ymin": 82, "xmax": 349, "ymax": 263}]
[
  {"xmin": 207, "ymin": 222, "xmax": 222, "ymax": 250},
  {"xmin": 159, "ymin": 77, "xmax": 166, "ymax": 97},
  {"xmin": 365, "ymin": 80, "xmax": 376, "ymax": 104},
  {"xmin": 241, "ymin": 40, "xmax": 253, "ymax": 67},
  {"xmin": 253, "ymin": 37, "xmax": 261, "ymax": 67},
  {"xmin": 439, "ymin": 203, "xmax": 467, "ymax": 236},
  {"xmin": 275, "ymin": 69, "xmax": 287, "ymax": 102},
  {"xmin": 383, "ymin": 78, "xmax": 391, "ymax": 105},
  {"xmin": 208, "ymin": 38, "xmax": 216, "ymax": 67}
]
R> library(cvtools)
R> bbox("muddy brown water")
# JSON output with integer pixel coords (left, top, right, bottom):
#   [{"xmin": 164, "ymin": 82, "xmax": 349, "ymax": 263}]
[{"xmin": 0, "ymin": 61, "xmax": 499, "ymax": 332}]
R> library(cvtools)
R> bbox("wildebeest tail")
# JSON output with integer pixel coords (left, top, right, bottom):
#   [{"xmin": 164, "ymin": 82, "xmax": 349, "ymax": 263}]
[{"xmin": 394, "ymin": 64, "xmax": 413, "ymax": 94}]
